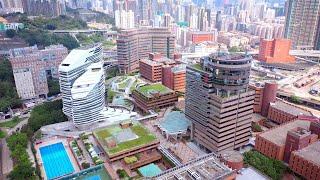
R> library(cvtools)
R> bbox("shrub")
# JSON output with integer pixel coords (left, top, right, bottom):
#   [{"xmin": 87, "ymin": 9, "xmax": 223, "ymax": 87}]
[{"xmin": 81, "ymin": 162, "xmax": 90, "ymax": 169}]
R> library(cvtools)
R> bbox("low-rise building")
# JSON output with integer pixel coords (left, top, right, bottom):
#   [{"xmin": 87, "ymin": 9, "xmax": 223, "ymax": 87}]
[
  {"xmin": 139, "ymin": 53, "xmax": 175, "ymax": 82},
  {"xmin": 267, "ymin": 100, "xmax": 313, "ymax": 124},
  {"xmin": 259, "ymin": 38, "xmax": 295, "ymax": 64},
  {"xmin": 132, "ymin": 84, "xmax": 178, "ymax": 112},
  {"xmin": 93, "ymin": 122, "xmax": 160, "ymax": 162},
  {"xmin": 289, "ymin": 141, "xmax": 320, "ymax": 180},
  {"xmin": 162, "ymin": 64, "xmax": 186, "ymax": 93},
  {"xmin": 255, "ymin": 119, "xmax": 317, "ymax": 161}
]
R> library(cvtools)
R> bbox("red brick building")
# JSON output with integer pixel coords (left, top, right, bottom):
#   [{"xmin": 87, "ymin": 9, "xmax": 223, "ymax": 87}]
[
  {"xmin": 139, "ymin": 53, "xmax": 175, "ymax": 82},
  {"xmin": 132, "ymin": 84, "xmax": 178, "ymax": 112},
  {"xmin": 289, "ymin": 141, "xmax": 320, "ymax": 180},
  {"xmin": 267, "ymin": 100, "xmax": 313, "ymax": 124},
  {"xmin": 187, "ymin": 31, "xmax": 215, "ymax": 44},
  {"xmin": 162, "ymin": 65, "xmax": 186, "ymax": 93},
  {"xmin": 258, "ymin": 38, "xmax": 295, "ymax": 64},
  {"xmin": 255, "ymin": 119, "xmax": 311, "ymax": 161}
]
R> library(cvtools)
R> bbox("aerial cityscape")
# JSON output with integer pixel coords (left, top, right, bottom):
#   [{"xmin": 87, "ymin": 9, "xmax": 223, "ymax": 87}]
[{"xmin": 1, "ymin": 0, "xmax": 320, "ymax": 180}]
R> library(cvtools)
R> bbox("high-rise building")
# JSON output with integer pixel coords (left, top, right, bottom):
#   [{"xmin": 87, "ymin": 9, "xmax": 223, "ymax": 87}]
[
  {"xmin": 185, "ymin": 53, "xmax": 254, "ymax": 153},
  {"xmin": 117, "ymin": 28, "xmax": 175, "ymax": 73},
  {"xmin": 0, "ymin": 0, "xmax": 23, "ymax": 14},
  {"xmin": 9, "ymin": 45, "xmax": 68, "ymax": 100},
  {"xmin": 24, "ymin": 0, "xmax": 66, "ymax": 17},
  {"xmin": 115, "ymin": 9, "xmax": 135, "ymax": 29},
  {"xmin": 59, "ymin": 44, "xmax": 103, "ymax": 127},
  {"xmin": 284, "ymin": 0, "xmax": 320, "ymax": 50}
]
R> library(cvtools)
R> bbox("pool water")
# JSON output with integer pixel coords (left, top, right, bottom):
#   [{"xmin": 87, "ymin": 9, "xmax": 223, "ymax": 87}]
[
  {"xmin": 39, "ymin": 142, "xmax": 75, "ymax": 180},
  {"xmin": 138, "ymin": 163, "xmax": 162, "ymax": 177}
]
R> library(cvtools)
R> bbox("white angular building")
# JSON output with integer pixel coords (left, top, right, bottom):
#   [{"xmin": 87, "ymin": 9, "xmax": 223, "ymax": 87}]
[
  {"xmin": 59, "ymin": 44, "xmax": 104, "ymax": 128},
  {"xmin": 71, "ymin": 62, "xmax": 105, "ymax": 126},
  {"xmin": 59, "ymin": 44, "xmax": 137, "ymax": 129}
]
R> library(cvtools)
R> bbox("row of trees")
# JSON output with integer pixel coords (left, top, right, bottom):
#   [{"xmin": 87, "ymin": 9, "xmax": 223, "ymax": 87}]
[
  {"xmin": 0, "ymin": 59, "xmax": 21, "ymax": 112},
  {"xmin": 6, "ymin": 133, "xmax": 36, "ymax": 179}
]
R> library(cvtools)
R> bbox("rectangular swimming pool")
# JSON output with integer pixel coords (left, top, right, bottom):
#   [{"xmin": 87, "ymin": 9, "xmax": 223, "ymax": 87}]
[{"xmin": 39, "ymin": 142, "xmax": 75, "ymax": 180}]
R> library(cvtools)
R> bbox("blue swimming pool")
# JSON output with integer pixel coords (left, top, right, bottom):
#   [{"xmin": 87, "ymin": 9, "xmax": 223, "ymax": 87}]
[{"xmin": 39, "ymin": 142, "xmax": 75, "ymax": 180}]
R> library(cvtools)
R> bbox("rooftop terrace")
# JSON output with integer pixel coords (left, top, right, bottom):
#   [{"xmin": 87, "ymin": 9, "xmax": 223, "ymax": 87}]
[
  {"xmin": 270, "ymin": 100, "xmax": 313, "ymax": 116},
  {"xmin": 293, "ymin": 141, "xmax": 320, "ymax": 165},
  {"xmin": 258, "ymin": 120, "xmax": 310, "ymax": 146},
  {"xmin": 93, "ymin": 122, "xmax": 158, "ymax": 155},
  {"xmin": 136, "ymin": 84, "xmax": 173, "ymax": 98}
]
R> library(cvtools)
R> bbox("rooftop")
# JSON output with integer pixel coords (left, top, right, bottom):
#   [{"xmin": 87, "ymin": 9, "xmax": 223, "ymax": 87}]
[
  {"xmin": 158, "ymin": 111, "xmax": 190, "ymax": 135},
  {"xmin": 270, "ymin": 100, "xmax": 312, "ymax": 116},
  {"xmin": 293, "ymin": 141, "xmax": 320, "ymax": 165},
  {"xmin": 153, "ymin": 153, "xmax": 234, "ymax": 179},
  {"xmin": 136, "ymin": 84, "xmax": 173, "ymax": 98},
  {"xmin": 59, "ymin": 44, "xmax": 101, "ymax": 72},
  {"xmin": 93, "ymin": 122, "xmax": 158, "ymax": 155},
  {"xmin": 258, "ymin": 120, "xmax": 311, "ymax": 146}
]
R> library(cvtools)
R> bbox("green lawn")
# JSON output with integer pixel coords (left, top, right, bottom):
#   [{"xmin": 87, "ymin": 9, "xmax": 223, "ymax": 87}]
[
  {"xmin": 0, "ymin": 129, "xmax": 6, "ymax": 138},
  {"xmin": 118, "ymin": 79, "xmax": 131, "ymax": 89},
  {"xmin": 137, "ymin": 84, "xmax": 171, "ymax": 96},
  {"xmin": 191, "ymin": 63, "xmax": 202, "ymax": 70},
  {"xmin": 94, "ymin": 123, "xmax": 157, "ymax": 155},
  {"xmin": 0, "ymin": 117, "xmax": 23, "ymax": 128}
]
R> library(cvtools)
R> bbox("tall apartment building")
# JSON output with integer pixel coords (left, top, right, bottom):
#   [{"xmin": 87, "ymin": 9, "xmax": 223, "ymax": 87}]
[
  {"xmin": 185, "ymin": 53, "xmax": 255, "ymax": 153},
  {"xmin": 0, "ymin": 0, "xmax": 24, "ymax": 14},
  {"xmin": 117, "ymin": 28, "xmax": 175, "ymax": 73},
  {"xmin": 259, "ymin": 38, "xmax": 295, "ymax": 63},
  {"xmin": 9, "ymin": 45, "xmax": 68, "ymax": 100},
  {"xmin": 285, "ymin": 0, "xmax": 320, "ymax": 50},
  {"xmin": 24, "ymin": 0, "xmax": 66, "ymax": 17},
  {"xmin": 115, "ymin": 9, "xmax": 135, "ymax": 29},
  {"xmin": 59, "ymin": 44, "xmax": 104, "ymax": 128}
]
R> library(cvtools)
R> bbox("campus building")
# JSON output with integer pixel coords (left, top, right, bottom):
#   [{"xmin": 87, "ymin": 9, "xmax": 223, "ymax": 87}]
[
  {"xmin": 117, "ymin": 28, "xmax": 175, "ymax": 73},
  {"xmin": 162, "ymin": 64, "xmax": 186, "ymax": 93},
  {"xmin": 267, "ymin": 100, "xmax": 313, "ymax": 124},
  {"xmin": 139, "ymin": 53, "xmax": 186, "ymax": 92},
  {"xmin": 185, "ymin": 53, "xmax": 255, "ymax": 153},
  {"xmin": 93, "ymin": 121, "xmax": 160, "ymax": 163},
  {"xmin": 258, "ymin": 38, "xmax": 295, "ymax": 63},
  {"xmin": 132, "ymin": 84, "xmax": 178, "ymax": 112},
  {"xmin": 139, "ymin": 53, "xmax": 175, "ymax": 82},
  {"xmin": 59, "ymin": 44, "xmax": 104, "ymax": 128},
  {"xmin": 9, "ymin": 45, "xmax": 68, "ymax": 99},
  {"xmin": 187, "ymin": 31, "xmax": 216, "ymax": 44}
]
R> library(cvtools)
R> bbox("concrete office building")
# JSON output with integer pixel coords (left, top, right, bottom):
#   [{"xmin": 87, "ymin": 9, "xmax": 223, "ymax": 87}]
[
  {"xmin": 9, "ymin": 45, "xmax": 68, "ymax": 99},
  {"xmin": 185, "ymin": 53, "xmax": 255, "ymax": 153},
  {"xmin": 117, "ymin": 28, "xmax": 175, "ymax": 73},
  {"xmin": 59, "ymin": 44, "xmax": 103, "ymax": 127},
  {"xmin": 162, "ymin": 65, "xmax": 186, "ymax": 93},
  {"xmin": 284, "ymin": 0, "xmax": 320, "ymax": 50}
]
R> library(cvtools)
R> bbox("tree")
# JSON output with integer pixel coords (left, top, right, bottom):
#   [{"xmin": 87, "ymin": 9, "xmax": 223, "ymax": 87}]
[
  {"xmin": 5, "ymin": 29, "xmax": 16, "ymax": 38},
  {"xmin": 290, "ymin": 95, "xmax": 301, "ymax": 104},
  {"xmin": 47, "ymin": 78, "xmax": 60, "ymax": 97}
]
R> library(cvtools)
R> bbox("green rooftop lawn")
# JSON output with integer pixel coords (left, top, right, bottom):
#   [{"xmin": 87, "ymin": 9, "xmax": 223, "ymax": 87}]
[
  {"xmin": 94, "ymin": 123, "xmax": 157, "ymax": 155},
  {"xmin": 191, "ymin": 63, "xmax": 202, "ymax": 70},
  {"xmin": 118, "ymin": 79, "xmax": 131, "ymax": 89},
  {"xmin": 0, "ymin": 117, "xmax": 23, "ymax": 128},
  {"xmin": 137, "ymin": 84, "xmax": 171, "ymax": 96}
]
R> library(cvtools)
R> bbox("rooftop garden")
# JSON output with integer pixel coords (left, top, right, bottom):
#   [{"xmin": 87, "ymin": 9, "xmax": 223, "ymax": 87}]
[
  {"xmin": 191, "ymin": 63, "xmax": 202, "ymax": 70},
  {"xmin": 94, "ymin": 123, "xmax": 157, "ymax": 155},
  {"xmin": 0, "ymin": 117, "xmax": 23, "ymax": 128},
  {"xmin": 136, "ymin": 84, "xmax": 172, "ymax": 97}
]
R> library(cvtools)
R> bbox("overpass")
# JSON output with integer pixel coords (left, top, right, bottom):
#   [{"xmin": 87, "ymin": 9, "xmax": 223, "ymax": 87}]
[{"xmin": 50, "ymin": 29, "xmax": 117, "ymax": 35}]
